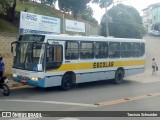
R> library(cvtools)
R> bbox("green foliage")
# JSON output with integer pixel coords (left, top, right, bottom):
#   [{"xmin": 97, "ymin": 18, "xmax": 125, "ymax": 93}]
[
  {"xmin": 16, "ymin": 2, "xmax": 59, "ymax": 17},
  {"xmin": 92, "ymin": 0, "xmax": 113, "ymax": 8},
  {"xmin": 58, "ymin": 0, "xmax": 98, "ymax": 23},
  {"xmin": 0, "ymin": 0, "xmax": 13, "ymax": 14},
  {"xmin": 40, "ymin": 0, "xmax": 57, "ymax": 7},
  {"xmin": 101, "ymin": 4, "xmax": 145, "ymax": 39},
  {"xmin": 80, "ymin": 6, "xmax": 98, "ymax": 24},
  {"xmin": 58, "ymin": 0, "xmax": 91, "ymax": 18}
]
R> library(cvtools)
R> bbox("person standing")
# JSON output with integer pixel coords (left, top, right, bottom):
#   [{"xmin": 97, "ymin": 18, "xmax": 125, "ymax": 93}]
[
  {"xmin": 0, "ymin": 55, "xmax": 5, "ymax": 78},
  {"xmin": 152, "ymin": 58, "xmax": 157, "ymax": 75}
]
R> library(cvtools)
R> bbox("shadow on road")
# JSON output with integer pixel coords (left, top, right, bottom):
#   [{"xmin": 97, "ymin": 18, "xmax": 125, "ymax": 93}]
[{"xmin": 0, "ymin": 79, "xmax": 138, "ymax": 98}]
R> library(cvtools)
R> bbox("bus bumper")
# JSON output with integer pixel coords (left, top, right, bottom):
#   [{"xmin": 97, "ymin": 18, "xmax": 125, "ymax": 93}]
[{"xmin": 13, "ymin": 77, "xmax": 45, "ymax": 88}]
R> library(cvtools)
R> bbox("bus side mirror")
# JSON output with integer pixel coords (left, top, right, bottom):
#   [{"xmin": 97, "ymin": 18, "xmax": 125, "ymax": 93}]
[
  {"xmin": 11, "ymin": 41, "xmax": 18, "ymax": 53},
  {"xmin": 37, "ymin": 64, "xmax": 43, "ymax": 71}
]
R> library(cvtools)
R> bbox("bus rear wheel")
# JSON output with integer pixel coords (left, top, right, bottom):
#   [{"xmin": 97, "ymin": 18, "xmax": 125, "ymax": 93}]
[
  {"xmin": 61, "ymin": 74, "xmax": 73, "ymax": 91},
  {"xmin": 113, "ymin": 69, "xmax": 124, "ymax": 84}
]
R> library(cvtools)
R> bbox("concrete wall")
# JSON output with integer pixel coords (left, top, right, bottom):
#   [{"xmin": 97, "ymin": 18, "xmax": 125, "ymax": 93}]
[{"xmin": 0, "ymin": 32, "xmax": 18, "ymax": 74}]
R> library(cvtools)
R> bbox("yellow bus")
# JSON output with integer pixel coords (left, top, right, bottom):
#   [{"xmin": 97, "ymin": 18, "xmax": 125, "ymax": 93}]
[{"xmin": 11, "ymin": 34, "xmax": 145, "ymax": 90}]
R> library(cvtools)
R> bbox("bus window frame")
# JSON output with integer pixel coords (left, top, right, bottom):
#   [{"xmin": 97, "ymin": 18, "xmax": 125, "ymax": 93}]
[
  {"xmin": 109, "ymin": 42, "xmax": 121, "ymax": 58},
  {"xmin": 65, "ymin": 41, "xmax": 79, "ymax": 60},
  {"xmin": 95, "ymin": 41, "xmax": 109, "ymax": 59},
  {"xmin": 80, "ymin": 41, "xmax": 94, "ymax": 59},
  {"xmin": 45, "ymin": 44, "xmax": 63, "ymax": 70}
]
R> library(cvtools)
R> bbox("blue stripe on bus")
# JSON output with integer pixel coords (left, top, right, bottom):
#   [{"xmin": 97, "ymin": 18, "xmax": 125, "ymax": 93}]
[{"xmin": 13, "ymin": 77, "xmax": 45, "ymax": 88}]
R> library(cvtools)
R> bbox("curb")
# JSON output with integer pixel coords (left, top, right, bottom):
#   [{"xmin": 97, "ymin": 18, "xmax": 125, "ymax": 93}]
[{"xmin": 8, "ymin": 80, "xmax": 30, "ymax": 89}]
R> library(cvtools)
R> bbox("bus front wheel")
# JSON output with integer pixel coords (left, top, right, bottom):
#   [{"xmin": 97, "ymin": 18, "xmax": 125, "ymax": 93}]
[
  {"xmin": 61, "ymin": 74, "xmax": 73, "ymax": 91},
  {"xmin": 113, "ymin": 69, "xmax": 124, "ymax": 84}
]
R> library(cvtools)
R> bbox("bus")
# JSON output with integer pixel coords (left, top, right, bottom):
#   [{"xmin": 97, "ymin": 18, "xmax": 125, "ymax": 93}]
[{"xmin": 11, "ymin": 34, "xmax": 145, "ymax": 90}]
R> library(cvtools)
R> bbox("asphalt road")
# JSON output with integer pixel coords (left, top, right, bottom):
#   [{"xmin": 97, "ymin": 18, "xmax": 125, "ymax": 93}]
[{"xmin": 1, "ymin": 35, "xmax": 160, "ymax": 120}]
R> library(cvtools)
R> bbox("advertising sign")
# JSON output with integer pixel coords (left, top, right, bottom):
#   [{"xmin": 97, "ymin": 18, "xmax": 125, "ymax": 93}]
[
  {"xmin": 20, "ymin": 11, "xmax": 60, "ymax": 34},
  {"xmin": 65, "ymin": 19, "xmax": 85, "ymax": 33}
]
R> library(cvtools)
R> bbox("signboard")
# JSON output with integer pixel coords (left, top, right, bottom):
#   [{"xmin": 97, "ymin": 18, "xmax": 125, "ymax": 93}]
[
  {"xmin": 20, "ymin": 11, "xmax": 60, "ymax": 34},
  {"xmin": 65, "ymin": 19, "xmax": 85, "ymax": 33}
]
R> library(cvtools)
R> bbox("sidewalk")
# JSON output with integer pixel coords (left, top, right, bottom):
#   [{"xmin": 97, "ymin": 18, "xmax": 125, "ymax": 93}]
[
  {"xmin": 8, "ymin": 79, "xmax": 25, "ymax": 88},
  {"xmin": 126, "ymin": 70, "xmax": 160, "ymax": 83}
]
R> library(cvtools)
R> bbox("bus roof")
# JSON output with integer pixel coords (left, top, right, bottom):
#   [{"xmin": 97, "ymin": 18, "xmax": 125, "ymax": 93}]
[
  {"xmin": 21, "ymin": 34, "xmax": 145, "ymax": 43},
  {"xmin": 46, "ymin": 34, "xmax": 145, "ymax": 43}
]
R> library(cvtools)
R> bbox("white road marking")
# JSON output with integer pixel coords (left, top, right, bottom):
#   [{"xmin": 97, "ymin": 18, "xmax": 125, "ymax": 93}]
[
  {"xmin": 57, "ymin": 118, "xmax": 80, "ymax": 120},
  {"xmin": 0, "ymin": 99, "xmax": 97, "ymax": 107}
]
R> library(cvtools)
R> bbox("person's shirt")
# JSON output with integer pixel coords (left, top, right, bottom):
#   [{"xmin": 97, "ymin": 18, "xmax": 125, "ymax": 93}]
[
  {"xmin": 152, "ymin": 60, "xmax": 157, "ymax": 67},
  {"xmin": 0, "ymin": 61, "xmax": 4, "ymax": 72}
]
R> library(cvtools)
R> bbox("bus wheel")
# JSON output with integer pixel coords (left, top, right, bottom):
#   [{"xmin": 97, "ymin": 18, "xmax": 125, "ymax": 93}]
[
  {"xmin": 61, "ymin": 74, "xmax": 73, "ymax": 91},
  {"xmin": 113, "ymin": 69, "xmax": 124, "ymax": 84}
]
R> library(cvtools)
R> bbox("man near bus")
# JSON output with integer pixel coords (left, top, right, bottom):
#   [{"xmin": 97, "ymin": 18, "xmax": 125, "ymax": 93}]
[
  {"xmin": 0, "ymin": 55, "xmax": 5, "ymax": 78},
  {"xmin": 152, "ymin": 58, "xmax": 157, "ymax": 75}
]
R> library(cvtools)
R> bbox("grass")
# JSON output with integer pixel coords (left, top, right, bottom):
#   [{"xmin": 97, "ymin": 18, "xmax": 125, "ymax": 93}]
[
  {"xmin": 1, "ymin": 1, "xmax": 63, "ymax": 33},
  {"xmin": 0, "ymin": 19, "xmax": 18, "ymax": 33},
  {"xmin": 16, "ymin": 1, "xmax": 61, "ymax": 18}
]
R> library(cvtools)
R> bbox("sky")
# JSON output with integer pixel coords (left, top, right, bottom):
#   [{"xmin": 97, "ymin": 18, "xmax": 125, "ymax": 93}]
[{"xmin": 90, "ymin": 0, "xmax": 160, "ymax": 23}]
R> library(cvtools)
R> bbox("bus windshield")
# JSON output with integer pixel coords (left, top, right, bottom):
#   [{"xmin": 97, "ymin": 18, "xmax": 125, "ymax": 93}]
[{"xmin": 13, "ymin": 42, "xmax": 45, "ymax": 71}]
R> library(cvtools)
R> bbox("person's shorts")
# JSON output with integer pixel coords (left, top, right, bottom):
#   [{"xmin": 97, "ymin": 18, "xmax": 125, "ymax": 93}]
[{"xmin": 152, "ymin": 65, "xmax": 155, "ymax": 69}]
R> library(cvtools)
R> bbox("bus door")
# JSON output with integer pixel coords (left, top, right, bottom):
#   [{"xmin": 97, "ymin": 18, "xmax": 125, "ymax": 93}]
[{"xmin": 46, "ymin": 44, "xmax": 63, "ymax": 70}]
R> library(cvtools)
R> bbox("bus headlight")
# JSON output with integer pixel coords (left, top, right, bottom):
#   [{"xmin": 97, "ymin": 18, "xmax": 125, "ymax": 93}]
[
  {"xmin": 13, "ymin": 74, "xmax": 17, "ymax": 77},
  {"xmin": 31, "ymin": 77, "xmax": 41, "ymax": 81}
]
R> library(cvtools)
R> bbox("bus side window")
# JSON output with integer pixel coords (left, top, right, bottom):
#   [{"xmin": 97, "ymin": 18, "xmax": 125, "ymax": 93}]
[
  {"xmin": 65, "ymin": 41, "xmax": 79, "ymax": 60},
  {"xmin": 109, "ymin": 42, "xmax": 120, "ymax": 58},
  {"xmin": 131, "ymin": 43, "xmax": 141, "ymax": 57},
  {"xmin": 80, "ymin": 41, "xmax": 94, "ymax": 59},
  {"xmin": 95, "ymin": 42, "xmax": 108, "ymax": 58},
  {"xmin": 141, "ymin": 43, "xmax": 145, "ymax": 56},
  {"xmin": 121, "ymin": 42, "xmax": 131, "ymax": 58}
]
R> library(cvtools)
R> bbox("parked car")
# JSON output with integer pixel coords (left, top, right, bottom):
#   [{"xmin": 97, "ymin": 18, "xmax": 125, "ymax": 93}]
[{"xmin": 148, "ymin": 30, "xmax": 160, "ymax": 36}]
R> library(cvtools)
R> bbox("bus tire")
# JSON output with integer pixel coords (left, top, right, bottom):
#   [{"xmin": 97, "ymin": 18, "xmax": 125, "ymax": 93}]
[
  {"xmin": 113, "ymin": 69, "xmax": 124, "ymax": 84},
  {"xmin": 61, "ymin": 74, "xmax": 73, "ymax": 91}
]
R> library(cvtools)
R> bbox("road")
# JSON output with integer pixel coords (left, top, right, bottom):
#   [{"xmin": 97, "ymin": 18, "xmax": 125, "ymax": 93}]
[{"xmin": 1, "ymin": 35, "xmax": 160, "ymax": 120}]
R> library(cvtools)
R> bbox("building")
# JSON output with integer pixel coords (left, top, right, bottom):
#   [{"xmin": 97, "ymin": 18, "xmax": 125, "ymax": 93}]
[{"xmin": 142, "ymin": 3, "xmax": 160, "ymax": 32}]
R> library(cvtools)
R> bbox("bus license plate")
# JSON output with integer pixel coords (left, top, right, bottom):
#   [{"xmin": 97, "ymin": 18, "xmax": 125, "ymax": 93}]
[{"xmin": 21, "ymin": 79, "xmax": 27, "ymax": 83}]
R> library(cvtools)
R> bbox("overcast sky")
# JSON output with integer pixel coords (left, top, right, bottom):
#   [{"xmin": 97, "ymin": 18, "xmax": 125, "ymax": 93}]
[{"xmin": 90, "ymin": 0, "xmax": 160, "ymax": 23}]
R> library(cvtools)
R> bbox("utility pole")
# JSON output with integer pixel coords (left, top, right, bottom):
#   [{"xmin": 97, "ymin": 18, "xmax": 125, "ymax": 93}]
[{"xmin": 105, "ymin": 2, "xmax": 109, "ymax": 37}]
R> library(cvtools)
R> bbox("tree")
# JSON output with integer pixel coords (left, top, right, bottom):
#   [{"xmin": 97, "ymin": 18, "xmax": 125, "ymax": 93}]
[
  {"xmin": 40, "ymin": 0, "xmax": 57, "ymax": 7},
  {"xmin": 0, "ymin": 0, "xmax": 16, "ymax": 22},
  {"xmin": 92, "ymin": 0, "xmax": 113, "ymax": 8},
  {"xmin": 101, "ymin": 4, "xmax": 145, "ymax": 38},
  {"xmin": 58, "ymin": 0, "xmax": 91, "ymax": 18},
  {"xmin": 46, "ymin": 0, "xmax": 57, "ymax": 7},
  {"xmin": 0, "ymin": 0, "xmax": 12, "ymax": 14},
  {"xmin": 80, "ymin": 6, "xmax": 98, "ymax": 24}
]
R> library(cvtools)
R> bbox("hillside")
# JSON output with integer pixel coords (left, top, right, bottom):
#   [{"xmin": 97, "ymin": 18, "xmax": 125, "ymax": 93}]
[
  {"xmin": 16, "ymin": 1, "xmax": 60, "ymax": 18},
  {"xmin": 0, "ymin": 1, "xmax": 61, "ymax": 33},
  {"xmin": 0, "ymin": 1, "xmax": 92, "ymax": 33},
  {"xmin": 0, "ymin": 19, "xmax": 18, "ymax": 33}
]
